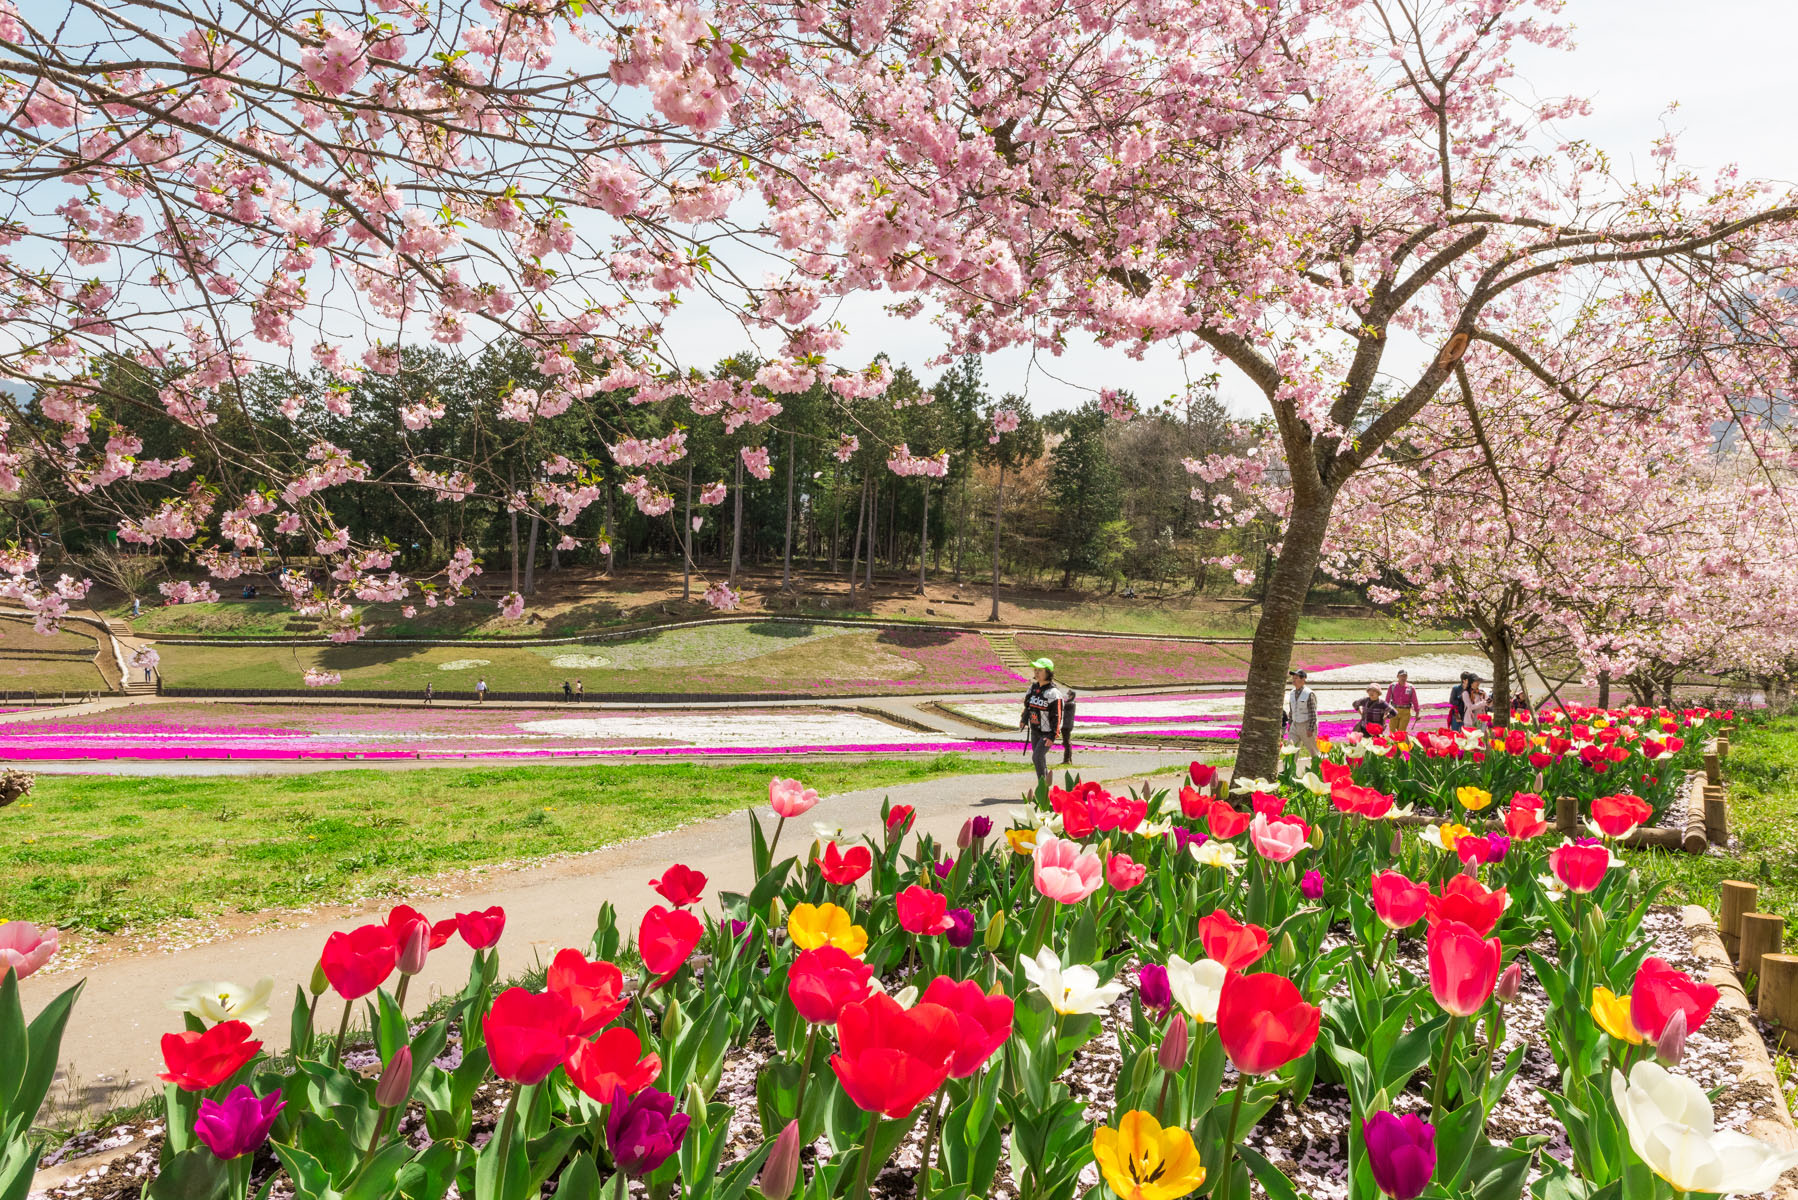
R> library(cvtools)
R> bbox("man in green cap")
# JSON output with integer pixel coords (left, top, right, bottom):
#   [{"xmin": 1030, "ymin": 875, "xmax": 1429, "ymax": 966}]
[{"xmin": 1019, "ymin": 657, "xmax": 1065, "ymax": 784}]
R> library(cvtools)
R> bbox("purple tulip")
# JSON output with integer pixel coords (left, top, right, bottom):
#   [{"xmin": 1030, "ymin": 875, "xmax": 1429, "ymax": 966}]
[
  {"xmin": 193, "ymin": 1085, "xmax": 285, "ymax": 1161},
  {"xmin": 934, "ymin": 857, "xmax": 955, "ymax": 879},
  {"xmin": 729, "ymin": 918, "xmax": 749, "ymax": 939},
  {"xmin": 1487, "ymin": 834, "xmax": 1512, "ymax": 863},
  {"xmin": 1136, "ymin": 964, "xmax": 1173, "ymax": 1018},
  {"xmin": 607, "ymin": 1086, "xmax": 690, "ymax": 1177},
  {"xmin": 1363, "ymin": 1111, "xmax": 1435, "ymax": 1200},
  {"xmin": 1300, "ymin": 869, "xmax": 1324, "ymax": 900},
  {"xmin": 945, "ymin": 908, "xmax": 976, "ymax": 948},
  {"xmin": 971, "ymin": 815, "xmax": 993, "ymax": 839},
  {"xmin": 1171, "ymin": 825, "xmax": 1207, "ymax": 853}
]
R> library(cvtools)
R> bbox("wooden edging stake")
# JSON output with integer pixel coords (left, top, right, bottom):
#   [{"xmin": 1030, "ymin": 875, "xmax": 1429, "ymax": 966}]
[
  {"xmin": 1740, "ymin": 913, "xmax": 1787, "ymax": 1005},
  {"xmin": 1720, "ymin": 881, "xmax": 1759, "ymax": 959},
  {"xmin": 1761, "ymin": 955, "xmax": 1798, "ymax": 1054}
]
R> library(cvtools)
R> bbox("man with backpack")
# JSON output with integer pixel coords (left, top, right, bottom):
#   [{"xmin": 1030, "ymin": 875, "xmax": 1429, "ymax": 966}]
[
  {"xmin": 1019, "ymin": 658, "xmax": 1065, "ymax": 784},
  {"xmin": 1060, "ymin": 685, "xmax": 1078, "ymax": 765}
]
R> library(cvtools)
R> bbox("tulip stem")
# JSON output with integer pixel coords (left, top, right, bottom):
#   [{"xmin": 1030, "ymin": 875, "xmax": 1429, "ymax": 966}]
[
  {"xmin": 916, "ymin": 1082, "xmax": 950, "ymax": 1200},
  {"xmin": 395, "ymin": 975, "xmax": 410, "ymax": 1014},
  {"xmin": 300, "ymin": 992, "xmax": 320, "ymax": 1059},
  {"xmin": 1218, "ymin": 1076, "xmax": 1248, "ymax": 1200},
  {"xmin": 855, "ymin": 1113, "xmax": 882, "ymax": 1200},
  {"xmin": 1154, "ymin": 1072, "xmax": 1172, "ymax": 1122},
  {"xmin": 1430, "ymin": 1014, "xmax": 1464, "ymax": 1123},
  {"xmin": 613, "ymin": 1168, "xmax": 630, "ymax": 1200},
  {"xmin": 330, "ymin": 998, "xmax": 353, "ymax": 1067},
  {"xmin": 493, "ymin": 1084, "xmax": 521, "ymax": 1194},
  {"xmin": 767, "ymin": 815, "xmax": 787, "ymax": 864},
  {"xmin": 792, "ymin": 1025, "xmax": 819, "ymax": 1124},
  {"xmin": 360, "ymin": 1107, "xmax": 389, "ymax": 1173},
  {"xmin": 1480, "ymin": 1008, "xmax": 1503, "ymax": 1093}
]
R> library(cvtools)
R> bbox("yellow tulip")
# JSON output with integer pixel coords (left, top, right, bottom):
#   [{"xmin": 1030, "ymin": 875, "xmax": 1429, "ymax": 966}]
[
  {"xmin": 1005, "ymin": 828, "xmax": 1038, "ymax": 855},
  {"xmin": 1093, "ymin": 1111, "xmax": 1206, "ymax": 1200},
  {"xmin": 786, "ymin": 902, "xmax": 868, "ymax": 957},
  {"xmin": 1455, "ymin": 786, "xmax": 1493, "ymax": 812},
  {"xmin": 1591, "ymin": 987, "xmax": 1643, "ymax": 1045}
]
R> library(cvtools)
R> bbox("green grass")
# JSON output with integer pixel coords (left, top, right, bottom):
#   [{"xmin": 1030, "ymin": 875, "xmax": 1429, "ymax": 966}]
[
  {"xmin": 1633, "ymin": 713, "xmax": 1798, "ymax": 951},
  {"xmin": 0, "ymin": 755, "xmax": 1004, "ymax": 933}
]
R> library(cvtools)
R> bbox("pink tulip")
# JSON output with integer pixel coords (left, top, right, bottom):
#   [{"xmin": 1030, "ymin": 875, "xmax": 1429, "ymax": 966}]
[
  {"xmin": 769, "ymin": 777, "xmax": 820, "ymax": 818},
  {"xmin": 1032, "ymin": 833, "xmax": 1103, "ymax": 904},
  {"xmin": 1249, "ymin": 812, "xmax": 1309, "ymax": 863},
  {"xmin": 0, "ymin": 921, "xmax": 59, "ymax": 979}
]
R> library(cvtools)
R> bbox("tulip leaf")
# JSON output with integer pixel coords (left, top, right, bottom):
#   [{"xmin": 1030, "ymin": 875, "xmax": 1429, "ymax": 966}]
[
  {"xmin": 1432, "ymin": 1101, "xmax": 1487, "ymax": 1190},
  {"xmin": 342, "ymin": 1141, "xmax": 417, "ymax": 1200},
  {"xmin": 270, "ymin": 1140, "xmax": 336, "ymax": 1200},
  {"xmin": 394, "ymin": 1142, "xmax": 463, "ymax": 1200},
  {"xmin": 289, "ymin": 985, "xmax": 315, "ymax": 1062},
  {"xmin": 518, "ymin": 1124, "xmax": 585, "ymax": 1196},
  {"xmin": 589, "ymin": 902, "xmax": 621, "ymax": 962},
  {"xmin": 712, "ymin": 1133, "xmax": 776, "ymax": 1200},
  {"xmin": 1236, "ymin": 1143, "xmax": 1305, "ymax": 1200},
  {"xmin": 749, "ymin": 857, "xmax": 797, "ymax": 912},
  {"xmin": 143, "ymin": 1148, "xmax": 239, "ymax": 1200},
  {"xmin": 1465, "ymin": 1140, "xmax": 1533, "ymax": 1200}
]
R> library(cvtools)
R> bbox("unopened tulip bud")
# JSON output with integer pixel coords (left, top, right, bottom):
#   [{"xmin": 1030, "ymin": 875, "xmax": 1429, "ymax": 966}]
[
  {"xmin": 375, "ymin": 1046, "xmax": 412, "ymax": 1108},
  {"xmin": 1656, "ymin": 1007, "xmax": 1688, "ymax": 1067},
  {"xmin": 309, "ymin": 960, "xmax": 330, "ymax": 996},
  {"xmin": 984, "ymin": 909, "xmax": 1006, "ymax": 951},
  {"xmin": 760, "ymin": 1120, "xmax": 801, "ymax": 1200},
  {"xmin": 1495, "ymin": 962, "xmax": 1523, "ymax": 1004},
  {"xmin": 397, "ymin": 922, "xmax": 429, "ymax": 976},
  {"xmin": 1389, "ymin": 828, "xmax": 1404, "ymax": 856},
  {"xmin": 957, "ymin": 818, "xmax": 976, "ymax": 850},
  {"xmin": 1158, "ymin": 1014, "xmax": 1190, "ymax": 1072}
]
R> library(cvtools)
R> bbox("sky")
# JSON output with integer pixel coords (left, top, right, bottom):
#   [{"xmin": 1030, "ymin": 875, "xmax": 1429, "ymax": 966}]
[{"xmin": 657, "ymin": 0, "xmax": 1798, "ymax": 419}]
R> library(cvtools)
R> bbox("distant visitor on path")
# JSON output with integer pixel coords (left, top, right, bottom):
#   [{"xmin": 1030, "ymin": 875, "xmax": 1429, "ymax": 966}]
[
  {"xmin": 476, "ymin": 677, "xmax": 488, "ymax": 703},
  {"xmin": 424, "ymin": 681, "xmax": 433, "ymax": 705},
  {"xmin": 1019, "ymin": 657, "xmax": 1065, "ymax": 784},
  {"xmin": 574, "ymin": 679, "xmax": 583, "ymax": 702},
  {"xmin": 1511, "ymin": 688, "xmax": 1533, "ymax": 717},
  {"xmin": 1447, "ymin": 671, "xmax": 1472, "ymax": 731},
  {"xmin": 562, "ymin": 680, "xmax": 572, "ymax": 702},
  {"xmin": 1060, "ymin": 685, "xmax": 1078, "ymax": 765},
  {"xmin": 1385, "ymin": 669, "xmax": 1417, "ymax": 733},
  {"xmin": 1352, "ymin": 684, "xmax": 1392, "ymax": 735},
  {"xmin": 1286, "ymin": 669, "xmax": 1319, "ymax": 767},
  {"xmin": 1463, "ymin": 676, "xmax": 1488, "ymax": 726}
]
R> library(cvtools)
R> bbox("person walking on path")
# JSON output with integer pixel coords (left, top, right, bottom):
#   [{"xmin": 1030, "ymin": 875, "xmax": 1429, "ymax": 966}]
[
  {"xmin": 1385, "ymin": 670, "xmax": 1418, "ymax": 734},
  {"xmin": 1352, "ymin": 684, "xmax": 1393, "ymax": 735},
  {"xmin": 1286, "ymin": 669, "xmax": 1319, "ymax": 767},
  {"xmin": 1019, "ymin": 657, "xmax": 1064, "ymax": 785},
  {"xmin": 1059, "ymin": 685, "xmax": 1078, "ymax": 765},
  {"xmin": 1463, "ymin": 677, "xmax": 1488, "ymax": 727},
  {"xmin": 424, "ymin": 681, "xmax": 433, "ymax": 705},
  {"xmin": 574, "ymin": 679, "xmax": 583, "ymax": 702},
  {"xmin": 476, "ymin": 677, "xmax": 488, "ymax": 704},
  {"xmin": 562, "ymin": 680, "xmax": 573, "ymax": 702},
  {"xmin": 1447, "ymin": 671, "xmax": 1471, "ymax": 731}
]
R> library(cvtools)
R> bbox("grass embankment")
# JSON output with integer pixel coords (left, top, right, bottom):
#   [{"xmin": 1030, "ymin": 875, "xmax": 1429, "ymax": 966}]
[
  {"xmin": 1637, "ymin": 713, "xmax": 1798, "ymax": 950},
  {"xmin": 0, "ymin": 755, "xmax": 1004, "ymax": 933},
  {"xmin": 0, "ymin": 617, "xmax": 107, "ymax": 693}
]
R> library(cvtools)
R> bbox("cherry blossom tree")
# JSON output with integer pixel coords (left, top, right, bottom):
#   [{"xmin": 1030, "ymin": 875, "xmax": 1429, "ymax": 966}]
[{"xmin": 695, "ymin": 0, "xmax": 1798, "ymax": 774}]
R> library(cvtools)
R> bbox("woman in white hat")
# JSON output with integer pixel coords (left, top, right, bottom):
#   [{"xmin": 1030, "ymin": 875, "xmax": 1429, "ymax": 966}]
[{"xmin": 1019, "ymin": 658, "xmax": 1065, "ymax": 784}]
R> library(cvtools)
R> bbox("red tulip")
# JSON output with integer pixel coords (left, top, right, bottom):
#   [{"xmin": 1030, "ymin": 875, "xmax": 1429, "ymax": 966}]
[
  {"xmin": 1424, "ymin": 875, "xmax": 1507, "ymax": 937},
  {"xmin": 387, "ymin": 903, "xmax": 454, "ymax": 950},
  {"xmin": 1454, "ymin": 835, "xmax": 1494, "ymax": 866},
  {"xmin": 546, "ymin": 948, "xmax": 628, "ymax": 1037},
  {"xmin": 1196, "ymin": 909, "xmax": 1269, "ymax": 970},
  {"xmin": 1427, "ymin": 920, "xmax": 1501, "ymax": 1017},
  {"xmin": 455, "ymin": 906, "xmax": 506, "ymax": 950},
  {"xmin": 1527, "ymin": 751, "xmax": 1556, "ymax": 769},
  {"xmin": 896, "ymin": 885, "xmax": 954, "ymax": 935},
  {"xmin": 639, "ymin": 906, "xmax": 704, "ymax": 982},
  {"xmin": 1250, "ymin": 791, "xmax": 1286, "ymax": 817},
  {"xmin": 320, "ymin": 924, "xmax": 400, "ymax": 1000},
  {"xmin": 788, "ymin": 946, "xmax": 875, "ymax": 1024},
  {"xmin": 430, "ymin": 917, "xmax": 460, "ymax": 946},
  {"xmin": 885, "ymin": 805, "xmax": 916, "ymax": 835},
  {"xmin": 482, "ymin": 987, "xmax": 583, "ymax": 1084},
  {"xmin": 1188, "ymin": 762, "xmax": 1218, "ymax": 788},
  {"xmin": 919, "ymin": 976, "xmax": 1014, "ymax": 1077},
  {"xmin": 566, "ymin": 1027, "xmax": 663, "ymax": 1101},
  {"xmin": 1216, "ymin": 971, "xmax": 1320, "ymax": 1076},
  {"xmin": 1548, "ymin": 841, "xmax": 1610, "ymax": 894},
  {"xmin": 829, "ymin": 993, "xmax": 960, "ymax": 1117},
  {"xmin": 1590, "ymin": 794, "xmax": 1653, "ymax": 838},
  {"xmin": 1178, "ymin": 786, "xmax": 1209, "ymax": 819},
  {"xmin": 1205, "ymin": 800, "xmax": 1251, "ymax": 840},
  {"xmin": 1319, "ymin": 761, "xmax": 1354, "ymax": 785},
  {"xmin": 1631, "ymin": 957, "xmax": 1720, "ymax": 1041},
  {"xmin": 1106, "ymin": 853, "xmax": 1147, "ymax": 891},
  {"xmin": 816, "ymin": 841, "xmax": 873, "ymax": 885},
  {"xmin": 649, "ymin": 863, "xmax": 707, "ymax": 907},
  {"xmin": 1370, "ymin": 871, "xmax": 1429, "ymax": 930},
  {"xmin": 1503, "ymin": 804, "xmax": 1548, "ymax": 840},
  {"xmin": 160, "ymin": 1020, "xmax": 261, "ymax": 1091}
]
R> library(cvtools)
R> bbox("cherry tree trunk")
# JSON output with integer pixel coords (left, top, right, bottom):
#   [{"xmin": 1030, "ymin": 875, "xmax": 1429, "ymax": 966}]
[
  {"xmin": 848, "ymin": 473, "xmax": 867, "ymax": 605},
  {"xmin": 917, "ymin": 481, "xmax": 930, "ymax": 595},
  {"xmin": 524, "ymin": 514, "xmax": 540, "ymax": 596},
  {"xmin": 1597, "ymin": 669, "xmax": 1611, "ymax": 710},
  {"xmin": 1233, "ymin": 492, "xmax": 1333, "ymax": 780},
  {"xmin": 682, "ymin": 461, "xmax": 694, "ymax": 602},
  {"xmin": 782, "ymin": 430, "xmax": 796, "ymax": 592},
  {"xmin": 730, "ymin": 456, "xmax": 743, "ymax": 583},
  {"xmin": 989, "ymin": 462, "xmax": 1006, "ymax": 623}
]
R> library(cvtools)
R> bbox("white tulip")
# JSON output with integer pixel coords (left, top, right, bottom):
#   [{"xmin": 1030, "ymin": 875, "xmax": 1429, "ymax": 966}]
[
  {"xmin": 168, "ymin": 977, "xmax": 275, "ymax": 1027},
  {"xmin": 1166, "ymin": 955, "xmax": 1226, "ymax": 1023},
  {"xmin": 1298, "ymin": 772, "xmax": 1331, "ymax": 797},
  {"xmin": 1611, "ymin": 1062, "xmax": 1798, "ymax": 1195},
  {"xmin": 1020, "ymin": 947, "xmax": 1126, "ymax": 1015},
  {"xmin": 1537, "ymin": 873, "xmax": 1568, "ymax": 903},
  {"xmin": 1191, "ymin": 840, "xmax": 1240, "ymax": 872},
  {"xmin": 1230, "ymin": 777, "xmax": 1280, "ymax": 797}
]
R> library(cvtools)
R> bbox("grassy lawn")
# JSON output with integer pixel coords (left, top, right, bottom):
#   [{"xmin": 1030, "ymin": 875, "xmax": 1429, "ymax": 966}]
[
  {"xmin": 155, "ymin": 623, "xmax": 1021, "ymax": 694},
  {"xmin": 0, "ymin": 755, "xmax": 1005, "ymax": 933},
  {"xmin": 1635, "ymin": 713, "xmax": 1798, "ymax": 952},
  {"xmin": 0, "ymin": 617, "xmax": 106, "ymax": 694}
]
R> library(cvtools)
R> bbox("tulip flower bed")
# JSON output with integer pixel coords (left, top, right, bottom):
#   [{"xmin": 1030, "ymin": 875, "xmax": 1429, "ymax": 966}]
[{"xmin": 14, "ymin": 706, "xmax": 1791, "ymax": 1200}]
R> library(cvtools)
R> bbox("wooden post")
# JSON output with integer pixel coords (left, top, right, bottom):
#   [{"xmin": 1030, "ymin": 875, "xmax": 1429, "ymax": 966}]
[
  {"xmin": 1717, "ymin": 733, "xmax": 1730, "ymax": 760},
  {"xmin": 1740, "ymin": 913, "xmax": 1786, "ymax": 1003},
  {"xmin": 1719, "ymin": 881, "xmax": 1758, "ymax": 959},
  {"xmin": 1703, "ymin": 747, "xmax": 1722, "ymax": 786},
  {"xmin": 1704, "ymin": 789, "xmax": 1729, "ymax": 846},
  {"xmin": 1759, "ymin": 954, "xmax": 1798, "ymax": 1049},
  {"xmin": 1555, "ymin": 795, "xmax": 1578, "ymax": 835}
]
